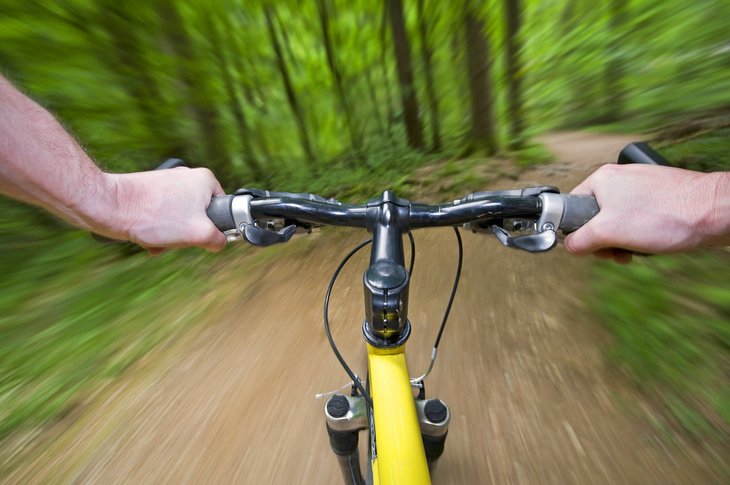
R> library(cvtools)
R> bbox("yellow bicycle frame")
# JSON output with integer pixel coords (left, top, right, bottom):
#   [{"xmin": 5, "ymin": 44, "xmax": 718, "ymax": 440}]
[{"xmin": 367, "ymin": 344, "xmax": 430, "ymax": 484}]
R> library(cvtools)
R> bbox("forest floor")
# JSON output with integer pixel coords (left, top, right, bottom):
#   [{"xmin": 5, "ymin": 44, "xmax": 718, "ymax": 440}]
[{"xmin": 3, "ymin": 132, "xmax": 726, "ymax": 484}]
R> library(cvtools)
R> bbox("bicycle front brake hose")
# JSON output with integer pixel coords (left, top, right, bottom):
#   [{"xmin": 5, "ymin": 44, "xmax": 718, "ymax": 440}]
[
  {"xmin": 412, "ymin": 226, "xmax": 463, "ymax": 384},
  {"xmin": 407, "ymin": 230, "xmax": 415, "ymax": 277},
  {"xmin": 324, "ymin": 238, "xmax": 374, "ymax": 408},
  {"xmin": 434, "ymin": 227, "xmax": 463, "ymax": 348}
]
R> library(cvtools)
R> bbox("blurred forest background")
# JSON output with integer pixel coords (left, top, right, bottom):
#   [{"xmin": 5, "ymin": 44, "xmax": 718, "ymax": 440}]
[{"xmin": 1, "ymin": 0, "xmax": 729, "ymax": 470}]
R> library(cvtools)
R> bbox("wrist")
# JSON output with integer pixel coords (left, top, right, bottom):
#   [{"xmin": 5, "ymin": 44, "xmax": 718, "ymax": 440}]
[
  {"xmin": 80, "ymin": 172, "xmax": 137, "ymax": 240},
  {"xmin": 702, "ymin": 172, "xmax": 730, "ymax": 246}
]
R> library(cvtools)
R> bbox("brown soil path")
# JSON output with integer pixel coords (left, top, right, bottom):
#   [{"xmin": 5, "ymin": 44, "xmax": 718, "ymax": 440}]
[{"xmin": 4, "ymin": 132, "xmax": 724, "ymax": 484}]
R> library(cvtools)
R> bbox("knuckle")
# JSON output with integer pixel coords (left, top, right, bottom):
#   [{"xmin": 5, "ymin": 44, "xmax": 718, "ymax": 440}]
[
  {"xmin": 191, "ymin": 167, "xmax": 222, "ymax": 193},
  {"xmin": 190, "ymin": 167, "xmax": 214, "ymax": 180},
  {"xmin": 199, "ymin": 167, "xmax": 215, "ymax": 179},
  {"xmin": 595, "ymin": 163, "xmax": 617, "ymax": 178}
]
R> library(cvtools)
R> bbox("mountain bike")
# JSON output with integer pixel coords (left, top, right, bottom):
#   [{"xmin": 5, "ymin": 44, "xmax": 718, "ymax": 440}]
[
  {"xmin": 199, "ymin": 142, "xmax": 666, "ymax": 485},
  {"xmin": 203, "ymin": 183, "xmax": 593, "ymax": 483}
]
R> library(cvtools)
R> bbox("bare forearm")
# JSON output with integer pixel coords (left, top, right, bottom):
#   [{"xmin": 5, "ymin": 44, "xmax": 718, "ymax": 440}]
[
  {"xmin": 0, "ymin": 75, "xmax": 226, "ymax": 251},
  {"xmin": 0, "ymin": 75, "xmax": 114, "ymax": 230}
]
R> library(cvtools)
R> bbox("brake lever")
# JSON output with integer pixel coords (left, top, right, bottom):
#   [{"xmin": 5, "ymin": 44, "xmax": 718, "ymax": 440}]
[
  {"xmin": 222, "ymin": 193, "xmax": 299, "ymax": 247},
  {"xmin": 486, "ymin": 190, "xmax": 564, "ymax": 253},
  {"xmin": 242, "ymin": 223, "xmax": 297, "ymax": 246},
  {"xmin": 492, "ymin": 225, "xmax": 557, "ymax": 252}
]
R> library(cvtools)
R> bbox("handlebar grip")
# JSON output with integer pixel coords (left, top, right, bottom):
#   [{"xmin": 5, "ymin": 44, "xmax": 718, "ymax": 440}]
[
  {"xmin": 618, "ymin": 142, "xmax": 670, "ymax": 166},
  {"xmin": 207, "ymin": 195, "xmax": 236, "ymax": 232},
  {"xmin": 560, "ymin": 195, "xmax": 600, "ymax": 233},
  {"xmin": 156, "ymin": 158, "xmax": 187, "ymax": 170}
]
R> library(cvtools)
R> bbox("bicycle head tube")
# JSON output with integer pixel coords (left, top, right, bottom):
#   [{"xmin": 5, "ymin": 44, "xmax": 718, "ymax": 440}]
[{"xmin": 362, "ymin": 191, "xmax": 412, "ymax": 349}]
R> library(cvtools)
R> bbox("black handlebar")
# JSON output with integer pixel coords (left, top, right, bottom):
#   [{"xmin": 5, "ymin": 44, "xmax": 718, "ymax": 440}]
[
  {"xmin": 206, "ymin": 190, "xmax": 597, "ymax": 234},
  {"xmin": 250, "ymin": 197, "xmax": 368, "ymax": 228},
  {"xmin": 206, "ymin": 140, "xmax": 669, "ymax": 238},
  {"xmin": 93, "ymin": 142, "xmax": 681, "ymax": 253}
]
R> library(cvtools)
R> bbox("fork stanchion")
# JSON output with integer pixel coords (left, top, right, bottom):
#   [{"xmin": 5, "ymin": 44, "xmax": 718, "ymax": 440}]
[
  {"xmin": 416, "ymin": 398, "xmax": 451, "ymax": 472},
  {"xmin": 324, "ymin": 395, "xmax": 366, "ymax": 485}
]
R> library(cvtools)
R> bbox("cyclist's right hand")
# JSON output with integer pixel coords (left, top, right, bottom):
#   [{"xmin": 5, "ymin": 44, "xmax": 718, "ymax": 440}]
[
  {"xmin": 565, "ymin": 163, "xmax": 730, "ymax": 263},
  {"xmin": 95, "ymin": 167, "xmax": 227, "ymax": 253}
]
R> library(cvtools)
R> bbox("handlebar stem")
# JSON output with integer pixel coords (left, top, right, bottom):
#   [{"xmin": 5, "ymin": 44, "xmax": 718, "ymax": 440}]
[{"xmin": 362, "ymin": 191, "xmax": 411, "ymax": 349}]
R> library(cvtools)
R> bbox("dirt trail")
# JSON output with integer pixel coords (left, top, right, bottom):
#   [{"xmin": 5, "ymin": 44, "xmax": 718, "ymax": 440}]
[{"xmin": 5, "ymin": 132, "xmax": 724, "ymax": 484}]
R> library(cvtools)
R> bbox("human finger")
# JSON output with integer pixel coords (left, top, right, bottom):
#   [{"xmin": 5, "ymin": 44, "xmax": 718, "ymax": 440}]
[
  {"xmin": 564, "ymin": 214, "xmax": 610, "ymax": 255},
  {"xmin": 199, "ymin": 223, "xmax": 227, "ymax": 252},
  {"xmin": 612, "ymin": 249, "xmax": 633, "ymax": 264},
  {"xmin": 593, "ymin": 248, "xmax": 614, "ymax": 260}
]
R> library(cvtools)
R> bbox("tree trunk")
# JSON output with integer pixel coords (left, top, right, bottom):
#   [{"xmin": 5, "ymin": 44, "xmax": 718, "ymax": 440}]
[
  {"xmin": 276, "ymin": 9, "xmax": 300, "ymax": 70},
  {"xmin": 559, "ymin": 0, "xmax": 597, "ymax": 124},
  {"xmin": 604, "ymin": 0, "xmax": 628, "ymax": 122},
  {"xmin": 387, "ymin": 0, "xmax": 425, "ymax": 150},
  {"xmin": 263, "ymin": 5, "xmax": 316, "ymax": 165},
  {"xmin": 464, "ymin": 2, "xmax": 497, "ymax": 155},
  {"xmin": 233, "ymin": 55, "xmax": 273, "ymax": 162},
  {"xmin": 218, "ymin": 11, "xmax": 273, "ymax": 177},
  {"xmin": 363, "ymin": 61, "xmax": 386, "ymax": 136},
  {"xmin": 97, "ymin": 1, "xmax": 188, "ymax": 159},
  {"xmin": 206, "ymin": 15, "xmax": 263, "ymax": 181},
  {"xmin": 157, "ymin": 0, "xmax": 233, "ymax": 185},
  {"xmin": 504, "ymin": 0, "xmax": 525, "ymax": 150},
  {"xmin": 417, "ymin": 0, "xmax": 442, "ymax": 152},
  {"xmin": 380, "ymin": 2, "xmax": 396, "ymax": 137},
  {"xmin": 316, "ymin": 0, "xmax": 360, "ymax": 152}
]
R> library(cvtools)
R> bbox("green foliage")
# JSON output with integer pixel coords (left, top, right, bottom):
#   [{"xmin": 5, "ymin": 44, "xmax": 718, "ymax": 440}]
[
  {"xmin": 0, "ymin": 201, "xmax": 224, "ymax": 442},
  {"xmin": 1, "ymin": 0, "xmax": 729, "ymax": 453},
  {"xmin": 510, "ymin": 142, "xmax": 554, "ymax": 168},
  {"xmin": 432, "ymin": 157, "xmax": 495, "ymax": 196},
  {"xmin": 659, "ymin": 128, "xmax": 730, "ymax": 172},
  {"xmin": 2, "ymin": 0, "xmax": 729, "ymax": 184},
  {"xmin": 523, "ymin": 0, "xmax": 730, "ymax": 131},
  {"xmin": 591, "ymin": 253, "xmax": 729, "ymax": 438},
  {"xmin": 268, "ymin": 143, "xmax": 442, "ymax": 200}
]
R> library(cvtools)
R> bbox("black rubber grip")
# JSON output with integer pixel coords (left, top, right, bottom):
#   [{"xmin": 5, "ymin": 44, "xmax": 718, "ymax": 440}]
[
  {"xmin": 206, "ymin": 195, "xmax": 236, "ymax": 231},
  {"xmin": 156, "ymin": 158, "xmax": 187, "ymax": 170},
  {"xmin": 560, "ymin": 195, "xmax": 600, "ymax": 233},
  {"xmin": 618, "ymin": 142, "xmax": 670, "ymax": 166}
]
